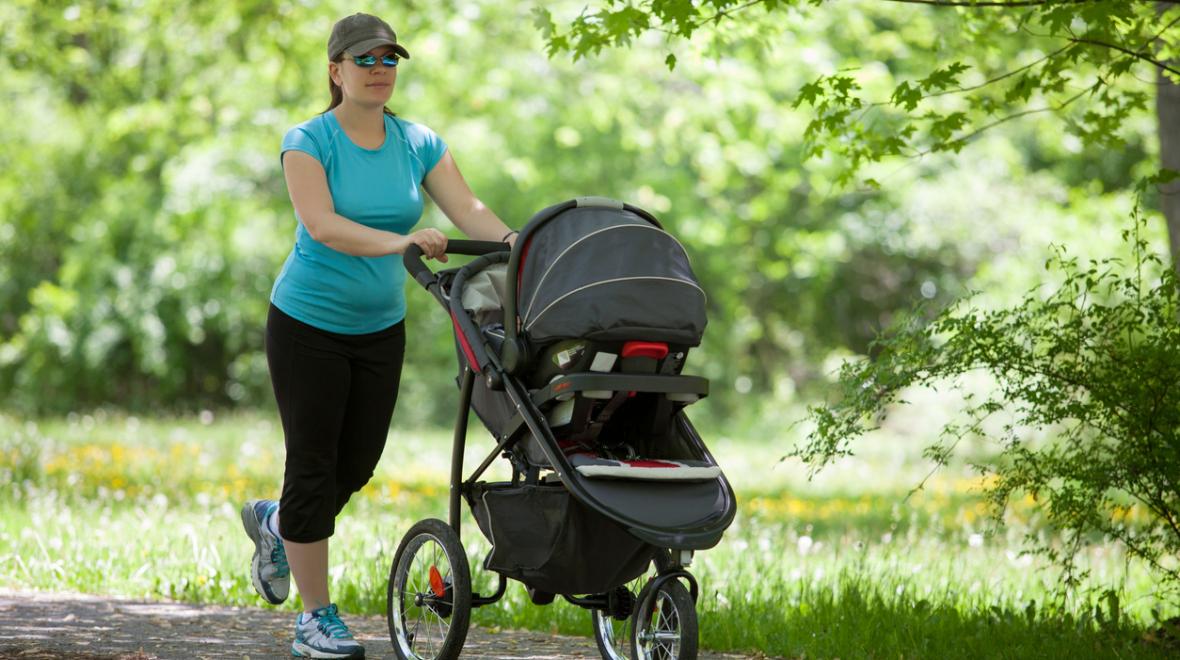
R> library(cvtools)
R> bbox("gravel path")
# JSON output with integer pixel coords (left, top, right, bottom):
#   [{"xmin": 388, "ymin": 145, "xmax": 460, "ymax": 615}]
[{"xmin": 0, "ymin": 590, "xmax": 765, "ymax": 659}]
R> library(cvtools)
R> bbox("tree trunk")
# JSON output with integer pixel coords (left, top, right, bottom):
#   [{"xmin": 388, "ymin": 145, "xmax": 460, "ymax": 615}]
[{"xmin": 1159, "ymin": 2, "xmax": 1180, "ymax": 271}]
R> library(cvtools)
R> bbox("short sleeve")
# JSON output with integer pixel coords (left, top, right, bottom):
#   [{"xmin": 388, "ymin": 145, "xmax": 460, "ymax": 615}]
[
  {"xmin": 398, "ymin": 120, "xmax": 448, "ymax": 181},
  {"xmin": 281, "ymin": 125, "xmax": 324, "ymax": 168},
  {"xmin": 417, "ymin": 125, "xmax": 448, "ymax": 174}
]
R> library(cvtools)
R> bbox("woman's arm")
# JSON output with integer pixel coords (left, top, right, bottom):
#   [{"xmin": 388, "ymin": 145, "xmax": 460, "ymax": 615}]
[
  {"xmin": 283, "ymin": 151, "xmax": 448, "ymax": 259},
  {"xmin": 423, "ymin": 151, "xmax": 517, "ymax": 247}
]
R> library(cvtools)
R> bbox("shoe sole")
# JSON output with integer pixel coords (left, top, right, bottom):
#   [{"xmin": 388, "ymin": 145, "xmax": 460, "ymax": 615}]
[
  {"xmin": 241, "ymin": 501, "xmax": 286, "ymax": 605},
  {"xmin": 291, "ymin": 641, "xmax": 365, "ymax": 659}
]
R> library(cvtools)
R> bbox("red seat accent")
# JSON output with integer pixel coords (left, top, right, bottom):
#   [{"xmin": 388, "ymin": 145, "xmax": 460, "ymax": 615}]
[{"xmin": 621, "ymin": 341, "xmax": 668, "ymax": 360}]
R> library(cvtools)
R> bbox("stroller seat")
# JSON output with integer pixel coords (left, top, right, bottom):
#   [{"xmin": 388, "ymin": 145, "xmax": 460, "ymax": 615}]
[{"xmin": 453, "ymin": 203, "xmax": 719, "ymax": 486}]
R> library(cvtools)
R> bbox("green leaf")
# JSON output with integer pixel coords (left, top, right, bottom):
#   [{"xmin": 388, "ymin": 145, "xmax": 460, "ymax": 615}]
[
  {"xmin": 531, "ymin": 7, "xmax": 556, "ymax": 37},
  {"xmin": 793, "ymin": 79, "xmax": 825, "ymax": 108},
  {"xmin": 918, "ymin": 62, "xmax": 969, "ymax": 92},
  {"xmin": 890, "ymin": 81, "xmax": 922, "ymax": 112}
]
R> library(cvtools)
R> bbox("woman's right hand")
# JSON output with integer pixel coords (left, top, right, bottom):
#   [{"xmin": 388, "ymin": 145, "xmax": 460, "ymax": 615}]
[{"xmin": 402, "ymin": 228, "xmax": 448, "ymax": 263}]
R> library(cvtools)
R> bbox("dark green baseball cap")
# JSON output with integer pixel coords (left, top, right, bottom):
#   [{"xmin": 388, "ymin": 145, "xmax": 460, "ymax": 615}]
[{"xmin": 327, "ymin": 13, "xmax": 411, "ymax": 60}]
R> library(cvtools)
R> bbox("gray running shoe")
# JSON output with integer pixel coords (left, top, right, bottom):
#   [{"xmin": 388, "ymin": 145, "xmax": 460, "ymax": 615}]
[
  {"xmin": 240, "ymin": 499, "xmax": 289, "ymax": 605},
  {"xmin": 291, "ymin": 604, "xmax": 365, "ymax": 659}
]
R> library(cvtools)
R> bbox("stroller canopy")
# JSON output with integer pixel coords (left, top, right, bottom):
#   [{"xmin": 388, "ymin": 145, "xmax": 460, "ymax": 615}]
[{"xmin": 516, "ymin": 201, "xmax": 707, "ymax": 346}]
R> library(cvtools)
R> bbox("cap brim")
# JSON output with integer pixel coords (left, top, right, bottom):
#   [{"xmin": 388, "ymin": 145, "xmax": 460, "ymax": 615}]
[{"xmin": 344, "ymin": 38, "xmax": 410, "ymax": 59}]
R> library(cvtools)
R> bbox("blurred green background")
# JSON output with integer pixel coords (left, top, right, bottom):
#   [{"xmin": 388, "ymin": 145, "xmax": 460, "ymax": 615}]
[{"xmin": 1, "ymin": 0, "xmax": 1168, "ymax": 426}]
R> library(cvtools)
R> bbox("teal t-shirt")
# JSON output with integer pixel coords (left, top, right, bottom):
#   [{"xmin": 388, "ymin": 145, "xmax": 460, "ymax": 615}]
[{"xmin": 272, "ymin": 111, "xmax": 448, "ymax": 334}]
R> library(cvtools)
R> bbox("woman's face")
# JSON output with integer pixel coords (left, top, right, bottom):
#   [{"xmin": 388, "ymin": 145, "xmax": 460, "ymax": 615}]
[{"xmin": 330, "ymin": 45, "xmax": 399, "ymax": 106}]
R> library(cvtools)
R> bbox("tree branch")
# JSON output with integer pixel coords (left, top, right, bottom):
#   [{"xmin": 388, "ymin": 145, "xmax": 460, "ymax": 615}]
[
  {"xmin": 857, "ymin": 42, "xmax": 1078, "ymax": 117},
  {"xmin": 912, "ymin": 83, "xmax": 1090, "ymax": 156},
  {"xmin": 1068, "ymin": 36, "xmax": 1180, "ymax": 77},
  {"xmin": 924, "ymin": 44, "xmax": 1079, "ymax": 100},
  {"xmin": 693, "ymin": 0, "xmax": 770, "ymax": 28},
  {"xmin": 649, "ymin": 0, "xmax": 771, "ymax": 36},
  {"xmin": 1105, "ymin": 521, "xmax": 1180, "ymax": 583},
  {"xmin": 1139, "ymin": 9, "xmax": 1180, "ymax": 53}
]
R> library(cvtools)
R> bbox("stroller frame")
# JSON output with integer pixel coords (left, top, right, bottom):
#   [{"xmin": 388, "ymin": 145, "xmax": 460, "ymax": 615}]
[
  {"xmin": 415, "ymin": 242, "xmax": 723, "ymax": 603},
  {"xmin": 388, "ymin": 198, "xmax": 736, "ymax": 660}
]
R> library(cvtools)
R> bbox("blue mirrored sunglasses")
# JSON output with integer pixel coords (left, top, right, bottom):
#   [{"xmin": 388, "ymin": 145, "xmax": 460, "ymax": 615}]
[{"xmin": 351, "ymin": 54, "xmax": 399, "ymax": 68}]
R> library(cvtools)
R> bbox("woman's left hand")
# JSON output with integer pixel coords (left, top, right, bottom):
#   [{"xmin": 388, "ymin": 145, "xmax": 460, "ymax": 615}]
[{"xmin": 405, "ymin": 228, "xmax": 449, "ymax": 262}]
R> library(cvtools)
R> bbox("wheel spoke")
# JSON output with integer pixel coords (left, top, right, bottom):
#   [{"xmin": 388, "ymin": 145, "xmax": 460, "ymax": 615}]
[
  {"xmin": 412, "ymin": 606, "xmax": 426, "ymax": 653},
  {"xmin": 431, "ymin": 607, "xmax": 449, "ymax": 655}
]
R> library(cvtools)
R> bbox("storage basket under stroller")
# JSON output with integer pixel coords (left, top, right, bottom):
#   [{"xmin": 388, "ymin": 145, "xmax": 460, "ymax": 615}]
[{"xmin": 468, "ymin": 481, "xmax": 654, "ymax": 595}]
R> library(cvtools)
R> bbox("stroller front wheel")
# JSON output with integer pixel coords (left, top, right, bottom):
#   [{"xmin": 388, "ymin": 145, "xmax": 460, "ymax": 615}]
[
  {"xmin": 387, "ymin": 518, "xmax": 472, "ymax": 660},
  {"xmin": 631, "ymin": 578, "xmax": 698, "ymax": 660},
  {"xmin": 592, "ymin": 583, "xmax": 639, "ymax": 659}
]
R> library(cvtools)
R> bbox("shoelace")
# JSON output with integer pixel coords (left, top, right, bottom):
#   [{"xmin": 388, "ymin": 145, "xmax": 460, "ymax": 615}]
[
  {"xmin": 315, "ymin": 606, "xmax": 353, "ymax": 640},
  {"xmin": 270, "ymin": 542, "xmax": 290, "ymax": 578},
  {"xmin": 263, "ymin": 504, "xmax": 290, "ymax": 578}
]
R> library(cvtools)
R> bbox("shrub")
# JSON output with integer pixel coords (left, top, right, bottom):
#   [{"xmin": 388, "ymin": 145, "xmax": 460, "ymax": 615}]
[{"xmin": 797, "ymin": 171, "xmax": 1180, "ymax": 594}]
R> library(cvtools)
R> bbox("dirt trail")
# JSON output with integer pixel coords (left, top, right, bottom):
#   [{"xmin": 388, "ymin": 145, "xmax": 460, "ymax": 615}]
[{"xmin": 0, "ymin": 590, "xmax": 762, "ymax": 659}]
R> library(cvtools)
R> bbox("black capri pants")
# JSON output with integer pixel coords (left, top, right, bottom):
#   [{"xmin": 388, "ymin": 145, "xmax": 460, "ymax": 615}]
[{"xmin": 266, "ymin": 304, "xmax": 406, "ymax": 543}]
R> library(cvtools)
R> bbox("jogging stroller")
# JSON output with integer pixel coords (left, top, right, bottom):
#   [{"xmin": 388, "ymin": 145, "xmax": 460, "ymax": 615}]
[{"xmin": 386, "ymin": 197, "xmax": 736, "ymax": 660}]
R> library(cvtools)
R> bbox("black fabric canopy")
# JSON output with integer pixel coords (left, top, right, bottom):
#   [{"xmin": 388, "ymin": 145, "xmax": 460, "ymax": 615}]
[{"xmin": 517, "ymin": 206, "xmax": 707, "ymax": 346}]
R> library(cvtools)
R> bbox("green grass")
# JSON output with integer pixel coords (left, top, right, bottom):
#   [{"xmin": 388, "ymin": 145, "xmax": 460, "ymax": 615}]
[{"xmin": 0, "ymin": 410, "xmax": 1176, "ymax": 658}]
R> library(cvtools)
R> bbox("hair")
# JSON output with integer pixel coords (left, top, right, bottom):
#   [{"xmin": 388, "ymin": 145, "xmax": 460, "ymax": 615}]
[{"xmin": 322, "ymin": 54, "xmax": 397, "ymax": 117}]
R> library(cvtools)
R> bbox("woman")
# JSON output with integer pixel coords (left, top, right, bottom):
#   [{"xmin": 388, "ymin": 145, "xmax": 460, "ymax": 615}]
[{"xmin": 240, "ymin": 13, "xmax": 517, "ymax": 659}]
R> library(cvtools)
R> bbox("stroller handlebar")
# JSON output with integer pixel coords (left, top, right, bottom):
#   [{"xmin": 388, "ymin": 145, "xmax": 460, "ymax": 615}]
[{"xmin": 404, "ymin": 239, "xmax": 510, "ymax": 290}]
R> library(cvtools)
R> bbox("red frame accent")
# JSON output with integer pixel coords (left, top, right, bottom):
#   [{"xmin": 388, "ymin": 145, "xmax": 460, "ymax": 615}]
[
  {"xmin": 516, "ymin": 236, "xmax": 533, "ymax": 295},
  {"xmin": 451, "ymin": 312, "xmax": 481, "ymax": 373},
  {"xmin": 621, "ymin": 341, "xmax": 669, "ymax": 360}
]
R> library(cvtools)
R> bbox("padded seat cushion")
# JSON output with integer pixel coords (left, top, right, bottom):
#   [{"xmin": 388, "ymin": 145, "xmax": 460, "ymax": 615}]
[{"xmin": 569, "ymin": 452, "xmax": 721, "ymax": 481}]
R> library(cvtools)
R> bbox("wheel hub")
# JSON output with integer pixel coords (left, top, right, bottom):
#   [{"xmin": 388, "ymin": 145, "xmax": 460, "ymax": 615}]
[{"xmin": 607, "ymin": 585, "xmax": 635, "ymax": 621}]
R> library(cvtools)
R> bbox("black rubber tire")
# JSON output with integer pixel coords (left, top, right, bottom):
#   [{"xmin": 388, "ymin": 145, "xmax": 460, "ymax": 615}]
[
  {"xmin": 386, "ymin": 518, "xmax": 472, "ymax": 660},
  {"xmin": 630, "ymin": 578, "xmax": 698, "ymax": 660}
]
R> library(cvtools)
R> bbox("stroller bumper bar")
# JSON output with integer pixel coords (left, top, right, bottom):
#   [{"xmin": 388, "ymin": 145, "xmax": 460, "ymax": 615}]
[{"xmin": 532, "ymin": 373, "xmax": 708, "ymax": 406}]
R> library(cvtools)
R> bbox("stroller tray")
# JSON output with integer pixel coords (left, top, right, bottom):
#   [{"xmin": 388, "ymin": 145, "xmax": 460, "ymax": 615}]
[{"xmin": 468, "ymin": 481, "xmax": 654, "ymax": 595}]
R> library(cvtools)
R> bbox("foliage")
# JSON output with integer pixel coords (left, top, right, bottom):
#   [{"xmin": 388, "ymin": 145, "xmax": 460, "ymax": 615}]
[
  {"xmin": 0, "ymin": 0, "xmax": 1165, "ymax": 424},
  {"xmin": 540, "ymin": 0, "xmax": 1179, "ymax": 187},
  {"xmin": 798, "ymin": 170, "xmax": 1180, "ymax": 594},
  {"xmin": 1, "ymin": 413, "xmax": 1175, "ymax": 657},
  {"xmin": 0, "ymin": 0, "xmax": 296, "ymax": 411},
  {"xmin": 0, "ymin": 0, "xmax": 1001, "ymax": 417}
]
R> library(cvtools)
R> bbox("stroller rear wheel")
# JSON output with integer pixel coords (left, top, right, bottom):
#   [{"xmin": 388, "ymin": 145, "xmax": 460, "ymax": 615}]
[
  {"xmin": 386, "ymin": 518, "xmax": 472, "ymax": 660},
  {"xmin": 632, "ymin": 578, "xmax": 697, "ymax": 660}
]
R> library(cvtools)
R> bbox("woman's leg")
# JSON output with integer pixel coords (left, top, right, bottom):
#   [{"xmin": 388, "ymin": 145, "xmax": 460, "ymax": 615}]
[
  {"xmin": 265, "ymin": 305, "xmax": 352, "ymax": 608},
  {"xmin": 284, "ymin": 538, "xmax": 331, "ymax": 611},
  {"xmin": 333, "ymin": 320, "xmax": 406, "ymax": 514}
]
